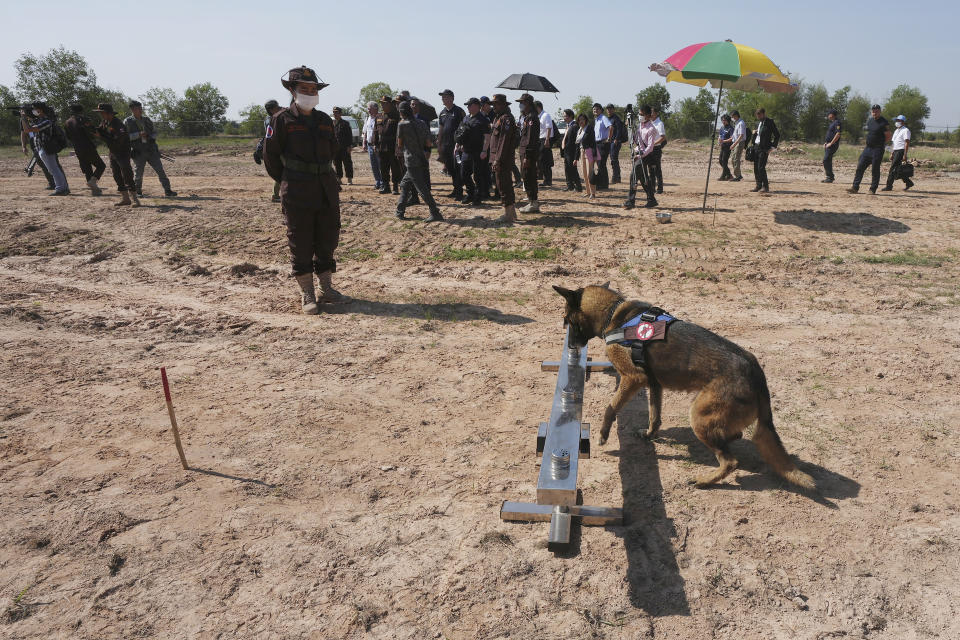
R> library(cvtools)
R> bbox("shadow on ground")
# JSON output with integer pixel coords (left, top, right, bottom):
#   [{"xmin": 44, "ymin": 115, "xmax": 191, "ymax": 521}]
[
  {"xmin": 325, "ymin": 299, "xmax": 533, "ymax": 324},
  {"xmin": 653, "ymin": 426, "xmax": 861, "ymax": 509},
  {"xmin": 607, "ymin": 390, "xmax": 690, "ymax": 616},
  {"xmin": 774, "ymin": 209, "xmax": 910, "ymax": 235},
  {"xmin": 190, "ymin": 467, "xmax": 276, "ymax": 487}
]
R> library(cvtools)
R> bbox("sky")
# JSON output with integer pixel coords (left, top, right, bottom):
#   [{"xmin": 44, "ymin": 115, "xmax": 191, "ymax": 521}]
[{"xmin": 2, "ymin": 0, "xmax": 958, "ymax": 130}]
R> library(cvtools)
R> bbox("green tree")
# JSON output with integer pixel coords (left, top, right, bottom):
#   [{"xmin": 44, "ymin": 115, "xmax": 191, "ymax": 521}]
[
  {"xmin": 352, "ymin": 82, "xmax": 394, "ymax": 122},
  {"xmin": 672, "ymin": 89, "xmax": 715, "ymax": 139},
  {"xmin": 797, "ymin": 82, "xmax": 831, "ymax": 142},
  {"xmin": 570, "ymin": 95, "xmax": 595, "ymax": 119},
  {"xmin": 829, "ymin": 85, "xmax": 851, "ymax": 125},
  {"xmin": 723, "ymin": 85, "xmax": 803, "ymax": 141},
  {"xmin": 178, "ymin": 82, "xmax": 229, "ymax": 136},
  {"xmin": 14, "ymin": 47, "xmax": 97, "ymax": 119},
  {"xmin": 140, "ymin": 87, "xmax": 180, "ymax": 134},
  {"xmin": 0, "ymin": 85, "xmax": 23, "ymax": 146},
  {"xmin": 239, "ymin": 103, "xmax": 267, "ymax": 136},
  {"xmin": 884, "ymin": 84, "xmax": 931, "ymax": 137},
  {"xmin": 845, "ymin": 93, "xmax": 872, "ymax": 144},
  {"xmin": 635, "ymin": 84, "xmax": 671, "ymax": 118}
]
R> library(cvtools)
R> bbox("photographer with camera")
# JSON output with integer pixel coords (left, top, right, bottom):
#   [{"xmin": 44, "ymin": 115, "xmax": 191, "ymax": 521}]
[
  {"xmin": 15, "ymin": 105, "xmax": 56, "ymax": 190},
  {"xmin": 124, "ymin": 100, "xmax": 176, "ymax": 197},
  {"xmin": 21, "ymin": 102, "xmax": 69, "ymax": 196}
]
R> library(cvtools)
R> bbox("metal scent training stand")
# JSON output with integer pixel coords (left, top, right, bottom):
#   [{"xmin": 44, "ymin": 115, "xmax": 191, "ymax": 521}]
[{"xmin": 500, "ymin": 326, "xmax": 623, "ymax": 550}]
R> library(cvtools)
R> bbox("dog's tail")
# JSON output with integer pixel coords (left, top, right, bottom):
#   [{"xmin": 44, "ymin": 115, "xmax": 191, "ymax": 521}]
[{"xmin": 751, "ymin": 364, "xmax": 816, "ymax": 490}]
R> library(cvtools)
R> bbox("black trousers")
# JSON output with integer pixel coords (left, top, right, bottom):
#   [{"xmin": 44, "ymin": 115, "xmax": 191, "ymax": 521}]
[
  {"xmin": 853, "ymin": 147, "xmax": 884, "ymax": 191},
  {"xmin": 75, "ymin": 147, "xmax": 106, "ymax": 181},
  {"xmin": 823, "ymin": 146, "xmax": 837, "ymax": 180},
  {"xmin": 886, "ymin": 149, "xmax": 914, "ymax": 188},
  {"xmin": 439, "ymin": 146, "xmax": 461, "ymax": 194},
  {"xmin": 397, "ymin": 164, "xmax": 440, "ymax": 215},
  {"xmin": 563, "ymin": 152, "xmax": 582, "ymax": 190},
  {"xmin": 539, "ymin": 146, "xmax": 553, "ymax": 184},
  {"xmin": 595, "ymin": 141, "xmax": 610, "ymax": 188},
  {"xmin": 650, "ymin": 146, "xmax": 664, "ymax": 191},
  {"xmin": 281, "ymin": 179, "xmax": 340, "ymax": 276},
  {"xmin": 610, "ymin": 141, "xmax": 622, "ymax": 182},
  {"xmin": 461, "ymin": 151, "xmax": 485, "ymax": 201},
  {"xmin": 378, "ymin": 149, "xmax": 403, "ymax": 188},
  {"xmin": 521, "ymin": 154, "xmax": 538, "ymax": 201},
  {"xmin": 333, "ymin": 147, "xmax": 353, "ymax": 180},
  {"xmin": 478, "ymin": 155, "xmax": 491, "ymax": 197},
  {"xmin": 109, "ymin": 152, "xmax": 136, "ymax": 192},
  {"xmin": 754, "ymin": 149, "xmax": 770, "ymax": 189},
  {"xmin": 626, "ymin": 155, "xmax": 656, "ymax": 203},
  {"xmin": 718, "ymin": 144, "xmax": 732, "ymax": 178}
]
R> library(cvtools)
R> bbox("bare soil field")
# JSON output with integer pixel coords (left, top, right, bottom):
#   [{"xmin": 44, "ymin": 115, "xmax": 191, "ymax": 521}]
[{"xmin": 1, "ymin": 141, "xmax": 959, "ymax": 639}]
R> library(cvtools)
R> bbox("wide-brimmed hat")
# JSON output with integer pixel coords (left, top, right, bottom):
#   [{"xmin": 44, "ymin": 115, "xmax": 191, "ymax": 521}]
[
  {"xmin": 491, "ymin": 94, "xmax": 511, "ymax": 105},
  {"xmin": 93, "ymin": 103, "xmax": 116, "ymax": 114},
  {"xmin": 281, "ymin": 66, "xmax": 329, "ymax": 91},
  {"xmin": 517, "ymin": 93, "xmax": 535, "ymax": 104}
]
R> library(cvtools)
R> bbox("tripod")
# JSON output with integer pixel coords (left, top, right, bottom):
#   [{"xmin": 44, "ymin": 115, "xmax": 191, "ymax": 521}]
[{"xmin": 623, "ymin": 105, "xmax": 655, "ymax": 208}]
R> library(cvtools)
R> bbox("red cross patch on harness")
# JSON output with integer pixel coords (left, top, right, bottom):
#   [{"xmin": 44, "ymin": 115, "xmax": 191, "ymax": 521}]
[
  {"xmin": 624, "ymin": 321, "xmax": 667, "ymax": 341},
  {"xmin": 265, "ymin": 124, "xmax": 274, "ymax": 139}
]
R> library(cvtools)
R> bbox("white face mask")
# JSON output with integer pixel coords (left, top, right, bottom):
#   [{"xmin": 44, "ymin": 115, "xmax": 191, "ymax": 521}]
[
  {"xmin": 294, "ymin": 92, "xmax": 319, "ymax": 111},
  {"xmin": 895, "ymin": 121, "xmax": 903, "ymax": 128},
  {"xmin": 32, "ymin": 109, "xmax": 41, "ymax": 116}
]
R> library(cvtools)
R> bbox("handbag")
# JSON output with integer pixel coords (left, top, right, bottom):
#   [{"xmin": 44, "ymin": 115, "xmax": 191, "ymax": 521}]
[
  {"xmin": 745, "ymin": 145, "xmax": 757, "ymax": 162},
  {"xmin": 898, "ymin": 162, "xmax": 914, "ymax": 178}
]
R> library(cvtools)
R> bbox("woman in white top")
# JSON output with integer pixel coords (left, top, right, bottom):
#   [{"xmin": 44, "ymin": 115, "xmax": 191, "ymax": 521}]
[{"xmin": 883, "ymin": 114, "xmax": 914, "ymax": 191}]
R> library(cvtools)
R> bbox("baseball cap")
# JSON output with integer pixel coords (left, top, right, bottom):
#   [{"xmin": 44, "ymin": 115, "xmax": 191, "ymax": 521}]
[
  {"xmin": 439, "ymin": 89, "xmax": 454, "ymax": 97},
  {"xmin": 871, "ymin": 104, "xmax": 882, "ymax": 110},
  {"xmin": 895, "ymin": 114, "xmax": 906, "ymax": 122},
  {"xmin": 464, "ymin": 97, "xmax": 480, "ymax": 107},
  {"xmin": 480, "ymin": 96, "xmax": 490, "ymax": 104}
]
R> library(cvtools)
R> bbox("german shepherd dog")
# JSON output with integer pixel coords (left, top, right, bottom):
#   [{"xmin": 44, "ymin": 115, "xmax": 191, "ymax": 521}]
[{"xmin": 554, "ymin": 284, "xmax": 814, "ymax": 489}]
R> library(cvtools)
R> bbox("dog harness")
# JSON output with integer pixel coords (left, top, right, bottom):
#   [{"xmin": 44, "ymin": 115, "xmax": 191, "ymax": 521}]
[{"xmin": 603, "ymin": 306, "xmax": 678, "ymax": 370}]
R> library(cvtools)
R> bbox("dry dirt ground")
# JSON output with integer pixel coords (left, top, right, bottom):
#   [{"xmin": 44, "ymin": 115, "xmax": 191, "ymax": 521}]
[{"xmin": 1, "ymin": 141, "xmax": 959, "ymax": 640}]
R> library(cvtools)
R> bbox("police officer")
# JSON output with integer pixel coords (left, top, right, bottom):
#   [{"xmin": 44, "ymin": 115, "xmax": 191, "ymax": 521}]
[
  {"xmin": 331, "ymin": 106, "xmax": 354, "ymax": 185},
  {"xmin": 516, "ymin": 93, "xmax": 541, "ymax": 214},
  {"xmin": 263, "ymin": 66, "xmax": 346, "ymax": 315},
  {"xmin": 457, "ymin": 97, "xmax": 491, "ymax": 206},
  {"xmin": 375, "ymin": 95, "xmax": 402, "ymax": 194},
  {"xmin": 437, "ymin": 89, "xmax": 466, "ymax": 200},
  {"xmin": 488, "ymin": 94, "xmax": 518, "ymax": 223},
  {"xmin": 822, "ymin": 109, "xmax": 842, "ymax": 183},
  {"xmin": 65, "ymin": 104, "xmax": 106, "ymax": 195},
  {"xmin": 848, "ymin": 105, "xmax": 890, "ymax": 195},
  {"xmin": 124, "ymin": 100, "xmax": 176, "ymax": 197},
  {"xmin": 93, "ymin": 103, "xmax": 140, "ymax": 207}
]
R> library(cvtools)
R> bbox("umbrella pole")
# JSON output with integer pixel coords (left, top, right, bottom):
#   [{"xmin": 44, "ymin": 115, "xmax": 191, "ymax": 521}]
[{"xmin": 701, "ymin": 81, "xmax": 724, "ymax": 214}]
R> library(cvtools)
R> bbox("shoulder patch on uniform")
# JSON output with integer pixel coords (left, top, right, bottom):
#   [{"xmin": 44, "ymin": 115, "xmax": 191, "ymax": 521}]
[{"xmin": 265, "ymin": 125, "xmax": 274, "ymax": 139}]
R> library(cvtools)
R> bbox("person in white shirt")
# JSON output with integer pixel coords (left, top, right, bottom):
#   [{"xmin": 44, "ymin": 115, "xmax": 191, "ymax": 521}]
[
  {"xmin": 883, "ymin": 114, "xmax": 914, "ymax": 191},
  {"xmin": 623, "ymin": 104, "xmax": 659, "ymax": 209},
  {"xmin": 729, "ymin": 110, "xmax": 746, "ymax": 181},
  {"xmin": 649, "ymin": 107, "xmax": 666, "ymax": 193},
  {"xmin": 535, "ymin": 100, "xmax": 554, "ymax": 186},
  {"xmin": 361, "ymin": 101, "xmax": 383, "ymax": 190}
]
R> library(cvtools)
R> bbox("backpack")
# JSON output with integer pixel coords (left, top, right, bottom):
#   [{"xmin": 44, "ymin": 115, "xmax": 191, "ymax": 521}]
[
  {"xmin": 549, "ymin": 119, "xmax": 561, "ymax": 147},
  {"xmin": 614, "ymin": 116, "xmax": 628, "ymax": 144},
  {"xmin": 46, "ymin": 122, "xmax": 68, "ymax": 154}
]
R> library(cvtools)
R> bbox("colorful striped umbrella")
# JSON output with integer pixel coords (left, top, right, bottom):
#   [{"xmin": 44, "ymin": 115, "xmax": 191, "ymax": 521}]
[
  {"xmin": 649, "ymin": 41, "xmax": 796, "ymax": 215},
  {"xmin": 650, "ymin": 41, "xmax": 797, "ymax": 93}
]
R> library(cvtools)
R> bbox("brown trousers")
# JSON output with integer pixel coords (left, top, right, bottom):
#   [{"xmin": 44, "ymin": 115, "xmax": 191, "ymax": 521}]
[
  {"xmin": 281, "ymin": 178, "xmax": 341, "ymax": 276},
  {"xmin": 495, "ymin": 161, "xmax": 516, "ymax": 206}
]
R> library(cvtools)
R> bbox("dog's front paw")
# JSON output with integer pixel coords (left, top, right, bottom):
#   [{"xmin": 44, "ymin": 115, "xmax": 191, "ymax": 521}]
[{"xmin": 642, "ymin": 429, "xmax": 658, "ymax": 440}]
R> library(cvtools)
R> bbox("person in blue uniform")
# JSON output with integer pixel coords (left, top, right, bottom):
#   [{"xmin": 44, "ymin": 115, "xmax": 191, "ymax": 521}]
[
  {"xmin": 822, "ymin": 109, "xmax": 842, "ymax": 183},
  {"xmin": 848, "ymin": 105, "xmax": 890, "ymax": 195}
]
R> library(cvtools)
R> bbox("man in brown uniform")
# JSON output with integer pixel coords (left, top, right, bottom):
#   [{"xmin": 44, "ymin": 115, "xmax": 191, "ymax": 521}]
[
  {"xmin": 375, "ymin": 96, "xmax": 402, "ymax": 194},
  {"xmin": 65, "ymin": 103, "xmax": 105, "ymax": 195},
  {"xmin": 331, "ymin": 106, "xmax": 354, "ymax": 185},
  {"xmin": 516, "ymin": 93, "xmax": 541, "ymax": 213},
  {"xmin": 488, "ymin": 94, "xmax": 518, "ymax": 223},
  {"xmin": 263, "ymin": 66, "xmax": 346, "ymax": 315},
  {"xmin": 93, "ymin": 103, "xmax": 140, "ymax": 207}
]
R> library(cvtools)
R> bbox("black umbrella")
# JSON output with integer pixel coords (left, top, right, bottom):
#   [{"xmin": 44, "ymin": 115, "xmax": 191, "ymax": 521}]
[{"xmin": 496, "ymin": 73, "xmax": 559, "ymax": 93}]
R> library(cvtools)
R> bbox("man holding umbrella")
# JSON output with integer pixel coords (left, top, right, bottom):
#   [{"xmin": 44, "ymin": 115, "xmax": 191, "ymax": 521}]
[{"xmin": 516, "ymin": 93, "xmax": 541, "ymax": 213}]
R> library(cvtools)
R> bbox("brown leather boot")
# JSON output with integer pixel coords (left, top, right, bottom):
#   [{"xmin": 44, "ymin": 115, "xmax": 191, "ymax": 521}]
[
  {"xmin": 295, "ymin": 274, "xmax": 319, "ymax": 315},
  {"xmin": 130, "ymin": 191, "xmax": 141, "ymax": 208},
  {"xmin": 114, "ymin": 191, "xmax": 131, "ymax": 206},
  {"xmin": 316, "ymin": 271, "xmax": 348, "ymax": 304}
]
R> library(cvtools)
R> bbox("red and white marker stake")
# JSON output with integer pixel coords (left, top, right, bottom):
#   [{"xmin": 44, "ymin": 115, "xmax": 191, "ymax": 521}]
[{"xmin": 160, "ymin": 367, "xmax": 190, "ymax": 470}]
